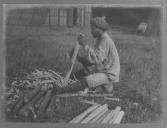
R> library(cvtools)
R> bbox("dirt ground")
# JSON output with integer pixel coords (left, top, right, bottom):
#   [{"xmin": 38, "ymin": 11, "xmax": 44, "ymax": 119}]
[{"xmin": 5, "ymin": 25, "xmax": 161, "ymax": 123}]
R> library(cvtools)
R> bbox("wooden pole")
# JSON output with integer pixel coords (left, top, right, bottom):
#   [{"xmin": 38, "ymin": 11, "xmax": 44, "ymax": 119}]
[
  {"xmin": 101, "ymin": 110, "xmax": 114, "ymax": 124},
  {"xmin": 109, "ymin": 106, "xmax": 121, "ymax": 124},
  {"xmin": 70, "ymin": 104, "xmax": 100, "ymax": 123},
  {"xmin": 113, "ymin": 111, "xmax": 125, "ymax": 124},
  {"xmin": 90, "ymin": 108, "xmax": 109, "ymax": 123},
  {"xmin": 79, "ymin": 98, "xmax": 98, "ymax": 105},
  {"xmin": 64, "ymin": 42, "xmax": 80, "ymax": 86},
  {"xmin": 95, "ymin": 110, "xmax": 111, "ymax": 123},
  {"xmin": 56, "ymin": 93, "xmax": 114, "ymax": 97},
  {"xmin": 81, "ymin": 104, "xmax": 108, "ymax": 124}
]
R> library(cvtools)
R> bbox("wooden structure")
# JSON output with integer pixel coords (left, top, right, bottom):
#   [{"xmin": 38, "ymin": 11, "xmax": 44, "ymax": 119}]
[
  {"xmin": 7, "ymin": 6, "xmax": 92, "ymax": 28},
  {"xmin": 45, "ymin": 6, "xmax": 92, "ymax": 27}
]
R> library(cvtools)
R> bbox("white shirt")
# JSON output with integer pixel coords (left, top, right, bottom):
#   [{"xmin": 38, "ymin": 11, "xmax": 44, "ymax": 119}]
[{"xmin": 85, "ymin": 32, "xmax": 120, "ymax": 82}]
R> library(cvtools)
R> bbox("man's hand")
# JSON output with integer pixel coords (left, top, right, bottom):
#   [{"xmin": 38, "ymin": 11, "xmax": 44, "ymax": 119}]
[{"xmin": 77, "ymin": 33, "xmax": 85, "ymax": 47}]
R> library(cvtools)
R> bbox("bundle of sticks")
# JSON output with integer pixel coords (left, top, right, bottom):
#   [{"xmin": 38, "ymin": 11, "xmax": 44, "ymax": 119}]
[
  {"xmin": 5, "ymin": 41, "xmax": 81, "ymax": 120},
  {"xmin": 6, "ymin": 86, "xmax": 54, "ymax": 119},
  {"xmin": 5, "ymin": 69, "xmax": 76, "ymax": 119},
  {"xmin": 70, "ymin": 103, "xmax": 124, "ymax": 124},
  {"xmin": 26, "ymin": 69, "xmax": 76, "ymax": 88}
]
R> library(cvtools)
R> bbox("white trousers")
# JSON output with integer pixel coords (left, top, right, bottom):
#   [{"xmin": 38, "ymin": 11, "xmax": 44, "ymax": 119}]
[{"xmin": 85, "ymin": 73, "xmax": 113, "ymax": 93}]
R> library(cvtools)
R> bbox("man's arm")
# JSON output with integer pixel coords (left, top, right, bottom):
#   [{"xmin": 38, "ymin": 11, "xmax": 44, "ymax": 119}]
[{"xmin": 84, "ymin": 39, "xmax": 109, "ymax": 65}]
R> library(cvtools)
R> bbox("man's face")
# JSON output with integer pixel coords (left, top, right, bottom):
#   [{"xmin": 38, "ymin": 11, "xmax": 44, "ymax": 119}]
[{"xmin": 91, "ymin": 25, "xmax": 102, "ymax": 38}]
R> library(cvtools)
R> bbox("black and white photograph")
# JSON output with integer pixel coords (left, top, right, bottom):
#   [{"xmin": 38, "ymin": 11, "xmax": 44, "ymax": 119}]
[{"xmin": 4, "ymin": 4, "xmax": 161, "ymax": 124}]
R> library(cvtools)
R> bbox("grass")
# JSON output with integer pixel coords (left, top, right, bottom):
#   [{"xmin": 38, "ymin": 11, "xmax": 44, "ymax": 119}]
[{"xmin": 6, "ymin": 25, "xmax": 161, "ymax": 123}]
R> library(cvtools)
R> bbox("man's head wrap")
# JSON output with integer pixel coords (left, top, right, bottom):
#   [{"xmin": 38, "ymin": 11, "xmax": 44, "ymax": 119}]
[{"xmin": 90, "ymin": 17, "xmax": 109, "ymax": 31}]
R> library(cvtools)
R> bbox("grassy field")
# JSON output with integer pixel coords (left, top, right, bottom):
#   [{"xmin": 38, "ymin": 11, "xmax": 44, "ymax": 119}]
[{"xmin": 6, "ymin": 25, "xmax": 161, "ymax": 123}]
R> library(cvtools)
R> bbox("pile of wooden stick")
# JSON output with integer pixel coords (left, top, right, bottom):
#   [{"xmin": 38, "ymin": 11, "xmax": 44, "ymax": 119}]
[
  {"xmin": 70, "ymin": 104, "xmax": 124, "ymax": 124},
  {"xmin": 5, "ymin": 85, "xmax": 56, "ymax": 119},
  {"xmin": 5, "ymin": 69, "xmax": 76, "ymax": 120}
]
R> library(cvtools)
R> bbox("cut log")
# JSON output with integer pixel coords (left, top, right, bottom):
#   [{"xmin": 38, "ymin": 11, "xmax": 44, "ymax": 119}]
[
  {"xmin": 13, "ymin": 98, "xmax": 25, "ymax": 114},
  {"xmin": 113, "ymin": 111, "xmax": 125, "ymax": 124},
  {"xmin": 24, "ymin": 85, "xmax": 41, "ymax": 103},
  {"xmin": 81, "ymin": 104, "xmax": 108, "ymax": 124},
  {"xmin": 95, "ymin": 110, "xmax": 111, "ymax": 123},
  {"xmin": 46, "ymin": 95, "xmax": 56, "ymax": 113},
  {"xmin": 89, "ymin": 107, "xmax": 108, "ymax": 123},
  {"xmin": 37, "ymin": 90, "xmax": 52, "ymax": 117},
  {"xmin": 5, "ymin": 97, "xmax": 21, "ymax": 115},
  {"xmin": 96, "ymin": 106, "xmax": 121, "ymax": 124},
  {"xmin": 70, "ymin": 104, "xmax": 100, "ymax": 123},
  {"xmin": 19, "ymin": 88, "xmax": 48, "ymax": 117},
  {"xmin": 109, "ymin": 106, "xmax": 121, "ymax": 124},
  {"xmin": 101, "ymin": 110, "xmax": 114, "ymax": 124},
  {"xmin": 34, "ymin": 97, "xmax": 43, "ymax": 109}
]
